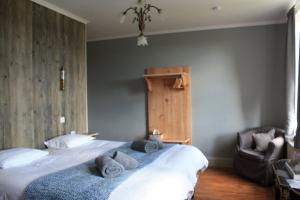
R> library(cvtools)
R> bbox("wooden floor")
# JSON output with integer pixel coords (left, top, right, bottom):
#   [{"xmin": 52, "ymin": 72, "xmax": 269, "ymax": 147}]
[{"xmin": 193, "ymin": 168, "xmax": 273, "ymax": 200}]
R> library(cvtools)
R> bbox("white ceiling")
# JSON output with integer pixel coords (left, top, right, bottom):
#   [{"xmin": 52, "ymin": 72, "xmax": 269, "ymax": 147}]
[{"xmin": 43, "ymin": 0, "xmax": 295, "ymax": 41}]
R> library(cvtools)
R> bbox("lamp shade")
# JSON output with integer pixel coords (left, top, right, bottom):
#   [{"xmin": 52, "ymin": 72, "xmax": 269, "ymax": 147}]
[
  {"xmin": 120, "ymin": 14, "xmax": 126, "ymax": 24},
  {"xmin": 137, "ymin": 34, "xmax": 148, "ymax": 46}
]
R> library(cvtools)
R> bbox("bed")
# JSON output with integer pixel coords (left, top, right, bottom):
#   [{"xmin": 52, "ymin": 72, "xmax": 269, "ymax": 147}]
[{"xmin": 0, "ymin": 139, "xmax": 208, "ymax": 200}]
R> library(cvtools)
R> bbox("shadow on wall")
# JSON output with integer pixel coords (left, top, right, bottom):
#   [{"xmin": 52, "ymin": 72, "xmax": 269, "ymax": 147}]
[
  {"xmin": 199, "ymin": 26, "xmax": 286, "ymax": 158},
  {"xmin": 108, "ymin": 77, "xmax": 149, "ymax": 136},
  {"xmin": 212, "ymin": 133, "xmax": 237, "ymax": 159},
  {"xmin": 231, "ymin": 25, "xmax": 286, "ymax": 130},
  {"xmin": 108, "ymin": 78, "xmax": 145, "ymax": 95},
  {"xmin": 106, "ymin": 77, "xmax": 148, "ymax": 141}
]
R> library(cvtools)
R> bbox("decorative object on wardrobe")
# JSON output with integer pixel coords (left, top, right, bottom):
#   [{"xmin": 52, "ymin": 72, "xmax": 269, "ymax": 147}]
[
  {"xmin": 144, "ymin": 66, "xmax": 192, "ymax": 144},
  {"xmin": 120, "ymin": 0, "xmax": 164, "ymax": 46}
]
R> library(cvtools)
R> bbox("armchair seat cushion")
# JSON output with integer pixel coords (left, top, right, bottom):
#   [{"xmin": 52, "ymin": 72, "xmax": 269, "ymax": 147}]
[{"xmin": 239, "ymin": 148, "xmax": 265, "ymax": 162}]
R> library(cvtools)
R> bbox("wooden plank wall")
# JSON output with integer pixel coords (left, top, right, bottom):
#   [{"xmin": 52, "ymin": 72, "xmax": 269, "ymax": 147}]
[{"xmin": 0, "ymin": 0, "xmax": 87, "ymax": 149}]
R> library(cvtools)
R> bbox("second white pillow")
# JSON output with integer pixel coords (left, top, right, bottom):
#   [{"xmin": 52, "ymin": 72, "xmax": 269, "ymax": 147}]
[{"xmin": 44, "ymin": 134, "xmax": 95, "ymax": 149}]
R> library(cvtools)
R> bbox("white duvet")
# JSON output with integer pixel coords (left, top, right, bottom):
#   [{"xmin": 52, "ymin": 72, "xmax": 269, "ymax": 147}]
[{"xmin": 0, "ymin": 140, "xmax": 208, "ymax": 200}]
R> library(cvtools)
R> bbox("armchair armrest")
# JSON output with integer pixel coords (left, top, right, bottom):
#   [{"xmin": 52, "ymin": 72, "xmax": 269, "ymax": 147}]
[
  {"xmin": 237, "ymin": 131, "xmax": 254, "ymax": 149},
  {"xmin": 264, "ymin": 137, "xmax": 284, "ymax": 161},
  {"xmin": 274, "ymin": 128, "xmax": 285, "ymax": 138}
]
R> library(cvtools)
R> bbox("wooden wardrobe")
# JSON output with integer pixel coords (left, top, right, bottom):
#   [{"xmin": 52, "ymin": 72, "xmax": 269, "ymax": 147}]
[{"xmin": 144, "ymin": 66, "xmax": 192, "ymax": 144}]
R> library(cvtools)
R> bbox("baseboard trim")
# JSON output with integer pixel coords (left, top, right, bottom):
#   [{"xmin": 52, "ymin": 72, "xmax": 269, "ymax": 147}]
[{"xmin": 207, "ymin": 157, "xmax": 233, "ymax": 168}]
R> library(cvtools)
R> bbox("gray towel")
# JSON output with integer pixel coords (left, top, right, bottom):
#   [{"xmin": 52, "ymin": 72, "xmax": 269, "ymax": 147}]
[
  {"xmin": 113, "ymin": 151, "xmax": 138, "ymax": 170},
  {"xmin": 95, "ymin": 155, "xmax": 124, "ymax": 178},
  {"xmin": 131, "ymin": 140, "xmax": 159, "ymax": 153},
  {"xmin": 149, "ymin": 135, "xmax": 164, "ymax": 149}
]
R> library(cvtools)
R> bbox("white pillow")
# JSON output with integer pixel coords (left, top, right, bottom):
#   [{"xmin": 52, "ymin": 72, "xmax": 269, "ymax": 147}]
[
  {"xmin": 44, "ymin": 134, "xmax": 94, "ymax": 149},
  {"xmin": 0, "ymin": 148, "xmax": 48, "ymax": 169}
]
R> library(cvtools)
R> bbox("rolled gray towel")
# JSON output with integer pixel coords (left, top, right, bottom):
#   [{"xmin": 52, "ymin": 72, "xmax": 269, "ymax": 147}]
[
  {"xmin": 113, "ymin": 151, "xmax": 138, "ymax": 170},
  {"xmin": 95, "ymin": 155, "xmax": 124, "ymax": 178},
  {"xmin": 131, "ymin": 140, "xmax": 159, "ymax": 153},
  {"xmin": 149, "ymin": 135, "xmax": 164, "ymax": 149}
]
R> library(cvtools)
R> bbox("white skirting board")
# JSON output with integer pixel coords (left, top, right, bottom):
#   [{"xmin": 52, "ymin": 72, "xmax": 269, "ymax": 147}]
[{"xmin": 207, "ymin": 157, "xmax": 233, "ymax": 168}]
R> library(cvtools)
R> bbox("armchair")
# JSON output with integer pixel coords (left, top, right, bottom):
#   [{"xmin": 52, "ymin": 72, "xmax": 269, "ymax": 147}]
[{"xmin": 233, "ymin": 127, "xmax": 285, "ymax": 186}]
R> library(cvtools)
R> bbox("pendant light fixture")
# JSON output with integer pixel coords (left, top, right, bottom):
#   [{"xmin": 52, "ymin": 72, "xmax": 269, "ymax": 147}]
[{"xmin": 120, "ymin": 0, "xmax": 164, "ymax": 46}]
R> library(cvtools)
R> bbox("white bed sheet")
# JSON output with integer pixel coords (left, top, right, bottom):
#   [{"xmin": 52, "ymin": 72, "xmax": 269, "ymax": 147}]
[{"xmin": 0, "ymin": 140, "xmax": 208, "ymax": 200}]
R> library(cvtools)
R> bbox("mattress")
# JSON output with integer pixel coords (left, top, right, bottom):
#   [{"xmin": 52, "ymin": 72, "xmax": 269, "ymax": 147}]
[{"xmin": 0, "ymin": 140, "xmax": 208, "ymax": 200}]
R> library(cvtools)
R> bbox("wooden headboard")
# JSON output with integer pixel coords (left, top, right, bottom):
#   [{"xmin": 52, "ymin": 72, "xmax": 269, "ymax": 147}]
[{"xmin": 0, "ymin": 0, "xmax": 88, "ymax": 149}]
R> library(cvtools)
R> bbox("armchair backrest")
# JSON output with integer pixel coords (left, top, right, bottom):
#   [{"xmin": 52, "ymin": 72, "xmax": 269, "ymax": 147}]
[
  {"xmin": 237, "ymin": 130, "xmax": 254, "ymax": 149},
  {"xmin": 249, "ymin": 127, "xmax": 285, "ymax": 138},
  {"xmin": 237, "ymin": 126, "xmax": 285, "ymax": 150}
]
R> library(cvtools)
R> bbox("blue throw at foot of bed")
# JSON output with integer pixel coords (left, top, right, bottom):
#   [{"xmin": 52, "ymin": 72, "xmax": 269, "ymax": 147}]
[{"xmin": 24, "ymin": 143, "xmax": 174, "ymax": 200}]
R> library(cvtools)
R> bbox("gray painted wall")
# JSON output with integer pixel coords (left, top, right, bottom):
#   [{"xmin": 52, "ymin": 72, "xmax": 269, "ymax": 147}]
[{"xmin": 87, "ymin": 24, "xmax": 286, "ymax": 160}]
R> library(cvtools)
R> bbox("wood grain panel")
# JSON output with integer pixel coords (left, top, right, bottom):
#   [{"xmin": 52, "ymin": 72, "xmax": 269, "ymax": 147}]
[
  {"xmin": 0, "ymin": 0, "xmax": 34, "ymax": 148},
  {"xmin": 32, "ymin": 4, "xmax": 63, "ymax": 148},
  {"xmin": 0, "ymin": 0, "xmax": 87, "ymax": 149},
  {"xmin": 0, "ymin": 0, "xmax": 9, "ymax": 149},
  {"xmin": 9, "ymin": 0, "xmax": 34, "ymax": 148},
  {"xmin": 32, "ymin": 3, "xmax": 87, "ymax": 147},
  {"xmin": 145, "ymin": 66, "xmax": 192, "ymax": 144},
  {"xmin": 61, "ymin": 15, "xmax": 87, "ymax": 135}
]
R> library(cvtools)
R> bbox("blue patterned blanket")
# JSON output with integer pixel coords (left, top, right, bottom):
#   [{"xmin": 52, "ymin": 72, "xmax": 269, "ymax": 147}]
[{"xmin": 24, "ymin": 143, "xmax": 173, "ymax": 200}]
